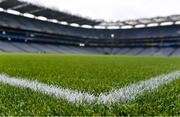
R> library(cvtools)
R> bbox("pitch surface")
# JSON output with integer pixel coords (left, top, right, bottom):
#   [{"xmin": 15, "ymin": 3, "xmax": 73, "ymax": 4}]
[{"xmin": 0, "ymin": 54, "xmax": 179, "ymax": 115}]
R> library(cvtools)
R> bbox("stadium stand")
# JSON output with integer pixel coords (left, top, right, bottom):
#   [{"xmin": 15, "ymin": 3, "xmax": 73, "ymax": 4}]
[
  {"xmin": 1, "ymin": 0, "xmax": 180, "ymax": 56},
  {"xmin": 138, "ymin": 48, "xmax": 160, "ymax": 56},
  {"xmin": 172, "ymin": 48, "xmax": 180, "ymax": 55}
]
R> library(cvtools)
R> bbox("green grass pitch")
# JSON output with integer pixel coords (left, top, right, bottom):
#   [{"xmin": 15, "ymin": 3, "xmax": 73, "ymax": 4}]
[{"xmin": 0, "ymin": 53, "xmax": 179, "ymax": 116}]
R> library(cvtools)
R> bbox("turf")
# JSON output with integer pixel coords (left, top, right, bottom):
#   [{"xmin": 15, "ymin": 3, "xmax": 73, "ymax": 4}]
[{"xmin": 0, "ymin": 53, "xmax": 179, "ymax": 115}]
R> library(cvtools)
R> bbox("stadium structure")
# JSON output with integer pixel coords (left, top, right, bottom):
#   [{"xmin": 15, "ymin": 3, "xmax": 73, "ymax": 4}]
[{"xmin": 1, "ymin": 0, "xmax": 180, "ymax": 56}]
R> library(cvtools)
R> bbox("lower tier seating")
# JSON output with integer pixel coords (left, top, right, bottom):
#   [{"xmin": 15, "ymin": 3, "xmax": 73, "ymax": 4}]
[{"xmin": 0, "ymin": 41, "xmax": 179, "ymax": 56}]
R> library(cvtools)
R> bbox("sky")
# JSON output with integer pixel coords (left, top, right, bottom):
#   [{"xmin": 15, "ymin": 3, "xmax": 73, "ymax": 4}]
[{"xmin": 21, "ymin": 0, "xmax": 180, "ymax": 21}]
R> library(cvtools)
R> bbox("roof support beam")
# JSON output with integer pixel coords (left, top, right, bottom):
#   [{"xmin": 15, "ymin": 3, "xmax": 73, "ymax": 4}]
[
  {"xmin": 29, "ymin": 8, "xmax": 45, "ymax": 14},
  {"xmin": 11, "ymin": 3, "xmax": 29, "ymax": 10}
]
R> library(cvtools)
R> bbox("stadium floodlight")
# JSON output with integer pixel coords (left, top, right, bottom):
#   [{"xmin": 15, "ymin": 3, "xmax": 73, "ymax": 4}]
[
  {"xmin": 8, "ymin": 37, "xmax": 11, "ymax": 41},
  {"xmin": 59, "ymin": 21, "xmax": 68, "ymax": 25},
  {"xmin": 70, "ymin": 23, "xmax": 80, "ymax": 27},
  {"xmin": 0, "ymin": 7, "xmax": 4, "ymax": 12},
  {"xmin": 135, "ymin": 24, "xmax": 146, "ymax": 28},
  {"xmin": 111, "ymin": 34, "xmax": 115, "ymax": 38},
  {"xmin": 147, "ymin": 23, "xmax": 159, "ymax": 27},
  {"xmin": 49, "ymin": 19, "xmax": 58, "ymax": 23},
  {"xmin": 6, "ymin": 9, "xmax": 20, "ymax": 15},
  {"xmin": 121, "ymin": 25, "xmax": 133, "ymax": 29},
  {"xmin": 79, "ymin": 43, "xmax": 85, "ymax": 47},
  {"xmin": 37, "ymin": 16, "xmax": 48, "ymax": 21},
  {"xmin": 23, "ymin": 13, "xmax": 35, "ymax": 18},
  {"xmin": 30, "ymin": 34, "xmax": 35, "ymax": 37},
  {"xmin": 2, "ymin": 31, "xmax": 6, "ymax": 35},
  {"xmin": 175, "ymin": 21, "xmax": 180, "ymax": 25},
  {"xmin": 160, "ymin": 22, "xmax": 174, "ymax": 26},
  {"xmin": 81, "ymin": 25, "xmax": 93, "ymax": 29}
]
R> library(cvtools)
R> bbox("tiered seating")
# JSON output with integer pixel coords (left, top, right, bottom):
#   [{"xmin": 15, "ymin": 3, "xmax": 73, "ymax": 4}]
[
  {"xmin": 138, "ymin": 48, "xmax": 159, "ymax": 56},
  {"xmin": 114, "ymin": 48, "xmax": 131, "ymax": 54},
  {"xmin": 10, "ymin": 42, "xmax": 40, "ymax": 53},
  {"xmin": 0, "ymin": 41, "xmax": 25, "ymax": 53},
  {"xmin": 29, "ymin": 44, "xmax": 56, "ymax": 53},
  {"xmin": 1, "ymin": 40, "xmax": 180, "ymax": 55},
  {"xmin": 153, "ymin": 48, "xmax": 175, "ymax": 56},
  {"xmin": 125, "ymin": 48, "xmax": 144, "ymax": 55},
  {"xmin": 172, "ymin": 48, "xmax": 180, "ymax": 56}
]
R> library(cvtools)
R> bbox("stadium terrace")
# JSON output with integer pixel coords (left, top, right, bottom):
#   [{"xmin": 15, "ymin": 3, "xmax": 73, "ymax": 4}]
[{"xmin": 0, "ymin": 0, "xmax": 180, "ymax": 55}]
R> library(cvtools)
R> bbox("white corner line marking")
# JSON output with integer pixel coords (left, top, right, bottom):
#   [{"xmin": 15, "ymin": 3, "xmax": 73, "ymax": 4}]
[{"xmin": 0, "ymin": 71, "xmax": 180, "ymax": 104}]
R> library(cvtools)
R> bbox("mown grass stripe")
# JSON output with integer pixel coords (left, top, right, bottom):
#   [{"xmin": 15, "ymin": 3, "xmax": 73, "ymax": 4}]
[{"xmin": 0, "ymin": 71, "xmax": 180, "ymax": 105}]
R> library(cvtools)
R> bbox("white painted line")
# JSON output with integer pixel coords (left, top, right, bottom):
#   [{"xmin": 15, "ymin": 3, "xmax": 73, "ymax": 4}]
[
  {"xmin": 0, "ymin": 74, "xmax": 95, "ymax": 103},
  {"xmin": 98, "ymin": 71, "xmax": 180, "ymax": 104},
  {"xmin": 0, "ymin": 71, "xmax": 180, "ymax": 104}
]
